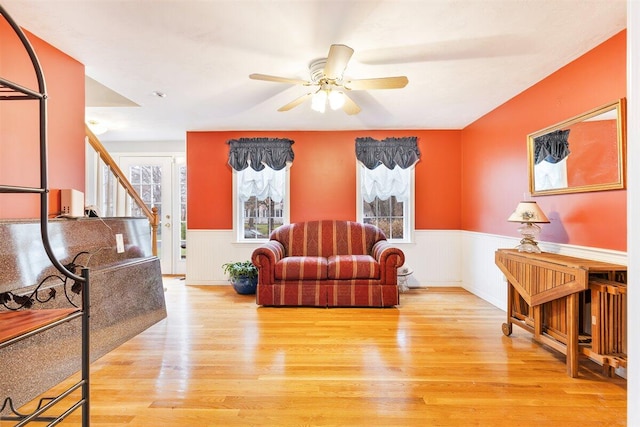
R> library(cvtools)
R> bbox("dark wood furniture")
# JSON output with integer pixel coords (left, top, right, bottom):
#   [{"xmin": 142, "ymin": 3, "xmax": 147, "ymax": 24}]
[
  {"xmin": 495, "ymin": 248, "xmax": 627, "ymax": 378},
  {"xmin": 0, "ymin": 309, "xmax": 80, "ymax": 344}
]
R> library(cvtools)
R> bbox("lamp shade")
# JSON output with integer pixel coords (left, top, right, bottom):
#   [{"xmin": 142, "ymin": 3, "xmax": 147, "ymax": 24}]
[{"xmin": 507, "ymin": 201, "xmax": 550, "ymax": 223}]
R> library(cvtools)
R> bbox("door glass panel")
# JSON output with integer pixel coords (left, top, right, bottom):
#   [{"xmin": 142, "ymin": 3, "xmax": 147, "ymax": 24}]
[
  {"xmin": 129, "ymin": 164, "xmax": 163, "ymax": 254},
  {"xmin": 179, "ymin": 165, "xmax": 187, "ymax": 260},
  {"xmin": 130, "ymin": 165, "xmax": 140, "ymax": 184}
]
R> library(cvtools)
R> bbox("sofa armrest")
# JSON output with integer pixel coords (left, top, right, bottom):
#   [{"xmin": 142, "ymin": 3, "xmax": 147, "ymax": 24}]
[
  {"xmin": 372, "ymin": 240, "xmax": 405, "ymax": 285},
  {"xmin": 251, "ymin": 240, "xmax": 285, "ymax": 285}
]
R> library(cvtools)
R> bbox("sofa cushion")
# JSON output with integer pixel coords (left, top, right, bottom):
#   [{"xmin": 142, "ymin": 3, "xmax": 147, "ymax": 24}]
[
  {"xmin": 275, "ymin": 256, "xmax": 328, "ymax": 280},
  {"xmin": 270, "ymin": 220, "xmax": 387, "ymax": 258},
  {"xmin": 327, "ymin": 255, "xmax": 380, "ymax": 280}
]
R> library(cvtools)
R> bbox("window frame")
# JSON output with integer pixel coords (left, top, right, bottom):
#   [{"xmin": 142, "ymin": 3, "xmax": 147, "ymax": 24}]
[
  {"xmin": 232, "ymin": 165, "xmax": 290, "ymax": 243},
  {"xmin": 356, "ymin": 161, "xmax": 415, "ymax": 244}
]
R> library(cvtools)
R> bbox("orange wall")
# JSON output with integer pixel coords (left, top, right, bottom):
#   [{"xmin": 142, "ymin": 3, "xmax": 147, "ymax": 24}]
[
  {"xmin": 187, "ymin": 130, "xmax": 461, "ymax": 230},
  {"xmin": 0, "ymin": 21, "xmax": 85, "ymax": 218},
  {"xmin": 6, "ymin": 13, "xmax": 620, "ymax": 252},
  {"xmin": 461, "ymin": 31, "xmax": 626, "ymax": 251},
  {"xmin": 188, "ymin": 31, "xmax": 625, "ymax": 251}
]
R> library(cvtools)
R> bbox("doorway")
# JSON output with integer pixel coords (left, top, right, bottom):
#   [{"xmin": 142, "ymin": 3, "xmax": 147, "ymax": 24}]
[{"xmin": 119, "ymin": 156, "xmax": 186, "ymax": 275}]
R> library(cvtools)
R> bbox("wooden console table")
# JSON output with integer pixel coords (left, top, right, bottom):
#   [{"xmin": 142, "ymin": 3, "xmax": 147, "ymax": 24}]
[{"xmin": 495, "ymin": 249, "xmax": 627, "ymax": 378}]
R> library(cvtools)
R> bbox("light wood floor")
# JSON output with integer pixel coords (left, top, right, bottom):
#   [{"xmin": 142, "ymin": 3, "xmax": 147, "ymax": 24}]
[{"xmin": 8, "ymin": 280, "xmax": 626, "ymax": 426}]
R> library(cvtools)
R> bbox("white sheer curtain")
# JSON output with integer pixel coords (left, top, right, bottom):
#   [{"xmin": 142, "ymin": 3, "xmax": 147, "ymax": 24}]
[
  {"xmin": 534, "ymin": 158, "xmax": 568, "ymax": 191},
  {"xmin": 360, "ymin": 164, "xmax": 412, "ymax": 203},
  {"xmin": 237, "ymin": 166, "xmax": 286, "ymax": 202}
]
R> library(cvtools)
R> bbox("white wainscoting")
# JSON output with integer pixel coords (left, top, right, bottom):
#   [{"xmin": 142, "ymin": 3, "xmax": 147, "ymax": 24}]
[
  {"xmin": 396, "ymin": 230, "xmax": 462, "ymax": 288},
  {"xmin": 186, "ymin": 229, "xmax": 627, "ymax": 313},
  {"xmin": 460, "ymin": 231, "xmax": 628, "ymax": 311},
  {"xmin": 186, "ymin": 229, "xmax": 465, "ymax": 287},
  {"xmin": 186, "ymin": 230, "xmax": 262, "ymax": 285}
]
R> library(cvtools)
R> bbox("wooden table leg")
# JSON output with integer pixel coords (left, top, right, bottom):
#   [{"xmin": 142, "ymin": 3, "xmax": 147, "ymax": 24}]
[
  {"xmin": 566, "ymin": 293, "xmax": 579, "ymax": 378},
  {"xmin": 533, "ymin": 305, "xmax": 542, "ymax": 340},
  {"xmin": 502, "ymin": 283, "xmax": 513, "ymax": 336}
]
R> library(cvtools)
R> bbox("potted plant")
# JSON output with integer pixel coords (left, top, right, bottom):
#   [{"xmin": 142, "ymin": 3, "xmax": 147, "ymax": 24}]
[{"xmin": 222, "ymin": 260, "xmax": 258, "ymax": 294}]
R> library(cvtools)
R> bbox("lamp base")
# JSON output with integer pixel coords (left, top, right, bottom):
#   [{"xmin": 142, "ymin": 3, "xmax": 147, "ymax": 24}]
[
  {"xmin": 515, "ymin": 223, "xmax": 543, "ymax": 253},
  {"xmin": 516, "ymin": 237, "xmax": 542, "ymax": 253}
]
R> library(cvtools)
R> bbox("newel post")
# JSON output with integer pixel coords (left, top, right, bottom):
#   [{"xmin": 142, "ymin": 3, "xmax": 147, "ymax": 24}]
[{"xmin": 151, "ymin": 206, "xmax": 159, "ymax": 257}]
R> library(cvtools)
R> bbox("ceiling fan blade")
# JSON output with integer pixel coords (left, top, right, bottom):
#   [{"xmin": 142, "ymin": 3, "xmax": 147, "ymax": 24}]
[
  {"xmin": 249, "ymin": 73, "xmax": 310, "ymax": 85},
  {"xmin": 277, "ymin": 93, "xmax": 314, "ymax": 112},
  {"xmin": 345, "ymin": 76, "xmax": 409, "ymax": 90},
  {"xmin": 323, "ymin": 44, "xmax": 354, "ymax": 80},
  {"xmin": 341, "ymin": 93, "xmax": 361, "ymax": 115}
]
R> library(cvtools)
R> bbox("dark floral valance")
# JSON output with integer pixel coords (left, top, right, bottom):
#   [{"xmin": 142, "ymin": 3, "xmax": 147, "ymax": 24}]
[
  {"xmin": 534, "ymin": 130, "xmax": 570, "ymax": 165},
  {"xmin": 227, "ymin": 138, "xmax": 294, "ymax": 171},
  {"xmin": 355, "ymin": 137, "xmax": 420, "ymax": 170}
]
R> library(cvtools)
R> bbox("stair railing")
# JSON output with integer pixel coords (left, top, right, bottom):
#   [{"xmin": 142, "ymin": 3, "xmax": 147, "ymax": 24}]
[{"xmin": 84, "ymin": 124, "xmax": 159, "ymax": 256}]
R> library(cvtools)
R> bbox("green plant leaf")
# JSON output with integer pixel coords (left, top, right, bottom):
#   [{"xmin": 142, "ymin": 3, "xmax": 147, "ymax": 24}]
[{"xmin": 222, "ymin": 260, "xmax": 258, "ymax": 279}]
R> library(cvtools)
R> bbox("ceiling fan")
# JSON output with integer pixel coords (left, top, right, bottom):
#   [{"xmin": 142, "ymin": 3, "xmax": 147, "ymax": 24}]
[{"xmin": 249, "ymin": 44, "xmax": 408, "ymax": 115}]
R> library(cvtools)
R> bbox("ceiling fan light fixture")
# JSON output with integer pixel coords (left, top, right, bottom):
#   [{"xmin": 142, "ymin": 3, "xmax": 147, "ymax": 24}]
[
  {"xmin": 311, "ymin": 90, "xmax": 327, "ymax": 113},
  {"xmin": 328, "ymin": 90, "xmax": 345, "ymax": 110},
  {"xmin": 87, "ymin": 119, "xmax": 108, "ymax": 135},
  {"xmin": 251, "ymin": 44, "xmax": 406, "ymax": 115},
  {"xmin": 309, "ymin": 58, "xmax": 327, "ymax": 84}
]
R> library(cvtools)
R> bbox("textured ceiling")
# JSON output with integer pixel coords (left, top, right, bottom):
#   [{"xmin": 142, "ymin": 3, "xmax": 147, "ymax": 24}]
[{"xmin": 1, "ymin": 0, "xmax": 627, "ymax": 142}]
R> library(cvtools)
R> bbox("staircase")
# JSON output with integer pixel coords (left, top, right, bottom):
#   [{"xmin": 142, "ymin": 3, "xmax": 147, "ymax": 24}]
[{"xmin": 84, "ymin": 124, "xmax": 159, "ymax": 256}]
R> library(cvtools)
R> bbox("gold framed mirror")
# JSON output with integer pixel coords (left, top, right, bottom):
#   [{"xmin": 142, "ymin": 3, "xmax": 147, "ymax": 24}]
[{"xmin": 527, "ymin": 98, "xmax": 626, "ymax": 196}]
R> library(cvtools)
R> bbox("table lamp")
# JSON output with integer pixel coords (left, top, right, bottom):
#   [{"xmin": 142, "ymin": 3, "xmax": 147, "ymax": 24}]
[{"xmin": 507, "ymin": 201, "xmax": 550, "ymax": 253}]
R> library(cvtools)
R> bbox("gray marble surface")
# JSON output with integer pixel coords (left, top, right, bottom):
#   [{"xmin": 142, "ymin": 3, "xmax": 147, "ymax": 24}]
[
  {"xmin": 0, "ymin": 217, "xmax": 167, "ymax": 411},
  {"xmin": 0, "ymin": 217, "xmax": 153, "ymax": 293}
]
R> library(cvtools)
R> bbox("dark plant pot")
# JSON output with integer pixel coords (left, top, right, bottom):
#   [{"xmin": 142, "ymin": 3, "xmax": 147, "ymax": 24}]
[{"xmin": 231, "ymin": 276, "xmax": 258, "ymax": 295}]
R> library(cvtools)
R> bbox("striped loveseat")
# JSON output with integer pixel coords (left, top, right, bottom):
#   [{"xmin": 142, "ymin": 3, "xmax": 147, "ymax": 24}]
[{"xmin": 251, "ymin": 220, "xmax": 405, "ymax": 307}]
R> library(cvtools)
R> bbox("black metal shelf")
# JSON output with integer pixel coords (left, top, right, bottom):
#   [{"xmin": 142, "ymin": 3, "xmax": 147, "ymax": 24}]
[
  {"xmin": 0, "ymin": 3, "xmax": 90, "ymax": 426},
  {"xmin": 0, "ymin": 185, "xmax": 47, "ymax": 194},
  {"xmin": 0, "ymin": 79, "xmax": 45, "ymax": 100}
]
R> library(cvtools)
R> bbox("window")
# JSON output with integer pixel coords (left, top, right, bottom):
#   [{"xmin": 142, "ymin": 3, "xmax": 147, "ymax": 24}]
[
  {"xmin": 227, "ymin": 137, "xmax": 294, "ymax": 242},
  {"xmin": 363, "ymin": 196, "xmax": 405, "ymax": 239},
  {"xmin": 358, "ymin": 164, "xmax": 413, "ymax": 241},
  {"xmin": 235, "ymin": 166, "xmax": 288, "ymax": 241},
  {"xmin": 355, "ymin": 136, "xmax": 420, "ymax": 242}
]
